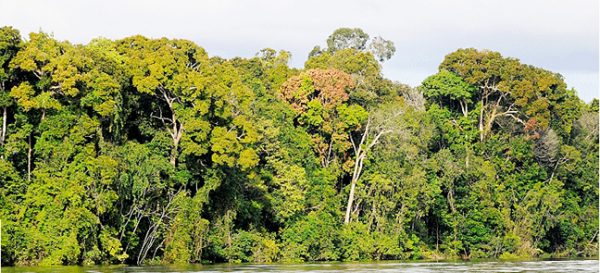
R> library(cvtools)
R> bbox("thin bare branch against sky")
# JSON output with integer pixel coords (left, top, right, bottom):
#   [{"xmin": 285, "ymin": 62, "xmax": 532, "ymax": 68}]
[{"xmin": 1, "ymin": 0, "xmax": 598, "ymax": 101}]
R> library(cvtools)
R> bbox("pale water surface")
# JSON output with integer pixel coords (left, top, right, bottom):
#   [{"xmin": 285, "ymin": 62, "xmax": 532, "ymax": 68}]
[{"xmin": 2, "ymin": 260, "xmax": 598, "ymax": 273}]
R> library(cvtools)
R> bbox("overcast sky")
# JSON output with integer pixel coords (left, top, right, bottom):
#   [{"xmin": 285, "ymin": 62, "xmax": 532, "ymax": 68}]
[{"xmin": 1, "ymin": 0, "xmax": 598, "ymax": 101}]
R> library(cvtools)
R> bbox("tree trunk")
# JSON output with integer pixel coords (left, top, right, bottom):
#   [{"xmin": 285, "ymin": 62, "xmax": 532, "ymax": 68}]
[
  {"xmin": 1, "ymin": 107, "xmax": 6, "ymax": 146},
  {"xmin": 479, "ymin": 97, "xmax": 484, "ymax": 141},
  {"xmin": 159, "ymin": 89, "xmax": 182, "ymax": 167},
  {"xmin": 345, "ymin": 153, "xmax": 365, "ymax": 224},
  {"xmin": 344, "ymin": 178, "xmax": 357, "ymax": 224},
  {"xmin": 170, "ymin": 142, "xmax": 178, "ymax": 166},
  {"xmin": 28, "ymin": 134, "xmax": 32, "ymax": 182},
  {"xmin": 1, "ymin": 107, "xmax": 6, "ymax": 159},
  {"xmin": 344, "ymin": 119, "xmax": 389, "ymax": 225},
  {"xmin": 459, "ymin": 100, "xmax": 468, "ymax": 117},
  {"xmin": 170, "ymin": 123, "xmax": 183, "ymax": 166}
]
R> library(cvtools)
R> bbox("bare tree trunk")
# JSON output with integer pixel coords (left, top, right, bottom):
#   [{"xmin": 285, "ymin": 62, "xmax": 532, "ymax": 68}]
[
  {"xmin": 345, "ymin": 120, "xmax": 369, "ymax": 225},
  {"xmin": 447, "ymin": 188, "xmax": 456, "ymax": 213},
  {"xmin": 1, "ymin": 107, "xmax": 6, "ymax": 159},
  {"xmin": 169, "ymin": 98, "xmax": 182, "ymax": 167},
  {"xmin": 170, "ymin": 107, "xmax": 179, "ymax": 166},
  {"xmin": 344, "ymin": 177, "xmax": 358, "ymax": 224},
  {"xmin": 345, "ymin": 151, "xmax": 366, "ymax": 224},
  {"xmin": 170, "ymin": 141, "xmax": 178, "ymax": 166},
  {"xmin": 459, "ymin": 100, "xmax": 468, "ymax": 117},
  {"xmin": 170, "ymin": 124, "xmax": 183, "ymax": 166},
  {"xmin": 1, "ymin": 107, "xmax": 6, "ymax": 145},
  {"xmin": 27, "ymin": 134, "xmax": 32, "ymax": 182},
  {"xmin": 479, "ymin": 97, "xmax": 485, "ymax": 141},
  {"xmin": 136, "ymin": 191, "xmax": 178, "ymax": 265},
  {"xmin": 324, "ymin": 137, "xmax": 334, "ymax": 167},
  {"xmin": 344, "ymin": 117, "xmax": 391, "ymax": 224}
]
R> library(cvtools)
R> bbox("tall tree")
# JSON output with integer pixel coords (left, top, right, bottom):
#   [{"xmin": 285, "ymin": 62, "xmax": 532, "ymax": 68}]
[
  {"xmin": 344, "ymin": 96, "xmax": 425, "ymax": 224},
  {"xmin": 279, "ymin": 68, "xmax": 365, "ymax": 168},
  {"xmin": 439, "ymin": 48, "xmax": 581, "ymax": 141},
  {"xmin": 117, "ymin": 36, "xmax": 209, "ymax": 166},
  {"xmin": 9, "ymin": 32, "xmax": 78, "ymax": 181},
  {"xmin": 326, "ymin": 28, "xmax": 370, "ymax": 52},
  {"xmin": 0, "ymin": 26, "xmax": 21, "ymax": 150}
]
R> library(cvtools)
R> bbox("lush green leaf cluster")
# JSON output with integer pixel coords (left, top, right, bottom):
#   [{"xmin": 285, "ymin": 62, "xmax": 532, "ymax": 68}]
[{"xmin": 0, "ymin": 26, "xmax": 597, "ymax": 265}]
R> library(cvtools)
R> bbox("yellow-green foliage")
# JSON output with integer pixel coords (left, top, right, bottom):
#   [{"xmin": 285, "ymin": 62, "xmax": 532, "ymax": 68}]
[{"xmin": 0, "ymin": 26, "xmax": 596, "ymax": 266}]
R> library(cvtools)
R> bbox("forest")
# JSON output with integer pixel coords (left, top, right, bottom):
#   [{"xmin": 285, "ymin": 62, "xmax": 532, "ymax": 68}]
[{"xmin": 0, "ymin": 26, "xmax": 597, "ymax": 266}]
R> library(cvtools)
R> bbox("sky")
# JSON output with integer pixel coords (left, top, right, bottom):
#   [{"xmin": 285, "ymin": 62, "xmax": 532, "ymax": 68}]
[{"xmin": 1, "ymin": 0, "xmax": 598, "ymax": 102}]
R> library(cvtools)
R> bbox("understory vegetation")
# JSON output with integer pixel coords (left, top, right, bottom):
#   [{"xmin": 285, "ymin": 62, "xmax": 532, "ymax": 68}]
[{"xmin": 0, "ymin": 26, "xmax": 597, "ymax": 265}]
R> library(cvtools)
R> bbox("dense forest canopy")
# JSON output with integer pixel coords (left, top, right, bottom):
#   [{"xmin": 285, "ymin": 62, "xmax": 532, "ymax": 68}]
[{"xmin": 0, "ymin": 26, "xmax": 597, "ymax": 266}]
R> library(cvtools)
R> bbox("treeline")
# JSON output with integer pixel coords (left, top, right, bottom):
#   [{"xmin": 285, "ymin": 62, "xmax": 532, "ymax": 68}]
[{"xmin": 0, "ymin": 26, "xmax": 597, "ymax": 266}]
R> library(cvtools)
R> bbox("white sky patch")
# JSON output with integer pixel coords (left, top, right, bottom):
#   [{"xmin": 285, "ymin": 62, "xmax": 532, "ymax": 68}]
[{"xmin": 1, "ymin": 0, "xmax": 597, "ymax": 101}]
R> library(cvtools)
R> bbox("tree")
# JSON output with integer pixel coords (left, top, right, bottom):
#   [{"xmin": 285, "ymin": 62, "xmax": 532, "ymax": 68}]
[
  {"xmin": 306, "ymin": 29, "xmax": 398, "ymax": 108},
  {"xmin": 368, "ymin": 36, "xmax": 396, "ymax": 62},
  {"xmin": 0, "ymin": 26, "xmax": 21, "ymax": 150},
  {"xmin": 344, "ymin": 97, "xmax": 425, "ymax": 224},
  {"xmin": 118, "ymin": 37, "xmax": 259, "ymax": 171},
  {"xmin": 321, "ymin": 28, "xmax": 395, "ymax": 63},
  {"xmin": 326, "ymin": 28, "xmax": 370, "ymax": 52},
  {"xmin": 439, "ymin": 48, "xmax": 581, "ymax": 141},
  {"xmin": 117, "ymin": 36, "xmax": 209, "ymax": 166},
  {"xmin": 279, "ymin": 68, "xmax": 365, "ymax": 168},
  {"xmin": 421, "ymin": 69, "xmax": 476, "ymax": 117},
  {"xmin": 10, "ymin": 32, "xmax": 79, "ymax": 120},
  {"xmin": 80, "ymin": 38, "xmax": 128, "ymax": 142},
  {"xmin": 0, "ymin": 25, "xmax": 597, "ymax": 265},
  {"xmin": 9, "ymin": 32, "xmax": 74, "ymax": 181}
]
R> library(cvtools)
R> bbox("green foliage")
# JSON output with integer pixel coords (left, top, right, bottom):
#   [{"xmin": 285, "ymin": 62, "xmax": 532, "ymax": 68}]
[
  {"xmin": 223, "ymin": 230, "xmax": 279, "ymax": 263},
  {"xmin": 0, "ymin": 26, "xmax": 596, "ymax": 266},
  {"xmin": 280, "ymin": 211, "xmax": 340, "ymax": 261},
  {"xmin": 420, "ymin": 69, "xmax": 475, "ymax": 112},
  {"xmin": 0, "ymin": 26, "xmax": 21, "ymax": 107},
  {"xmin": 326, "ymin": 28, "xmax": 370, "ymax": 52}
]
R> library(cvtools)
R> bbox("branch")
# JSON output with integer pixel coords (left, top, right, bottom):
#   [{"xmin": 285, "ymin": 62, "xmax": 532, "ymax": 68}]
[
  {"xmin": 350, "ymin": 132, "xmax": 358, "ymax": 154},
  {"xmin": 325, "ymin": 135, "xmax": 334, "ymax": 166},
  {"xmin": 174, "ymin": 123, "xmax": 184, "ymax": 143},
  {"xmin": 368, "ymin": 129, "xmax": 392, "ymax": 150},
  {"xmin": 33, "ymin": 70, "xmax": 43, "ymax": 80},
  {"xmin": 357, "ymin": 118, "xmax": 371, "ymax": 153},
  {"xmin": 150, "ymin": 114, "xmax": 173, "ymax": 124},
  {"xmin": 505, "ymin": 113, "xmax": 526, "ymax": 125},
  {"xmin": 159, "ymin": 86, "xmax": 176, "ymax": 108},
  {"xmin": 150, "ymin": 106, "xmax": 176, "ymax": 138}
]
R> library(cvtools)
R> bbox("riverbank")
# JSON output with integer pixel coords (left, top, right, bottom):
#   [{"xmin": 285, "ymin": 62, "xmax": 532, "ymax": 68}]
[{"xmin": 2, "ymin": 259, "xmax": 598, "ymax": 273}]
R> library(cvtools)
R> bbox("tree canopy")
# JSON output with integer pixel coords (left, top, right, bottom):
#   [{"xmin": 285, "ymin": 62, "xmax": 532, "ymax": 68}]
[{"xmin": 0, "ymin": 27, "xmax": 597, "ymax": 266}]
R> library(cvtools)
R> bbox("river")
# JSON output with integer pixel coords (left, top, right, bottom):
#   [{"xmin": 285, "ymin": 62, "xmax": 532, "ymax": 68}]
[{"xmin": 1, "ymin": 260, "xmax": 598, "ymax": 273}]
